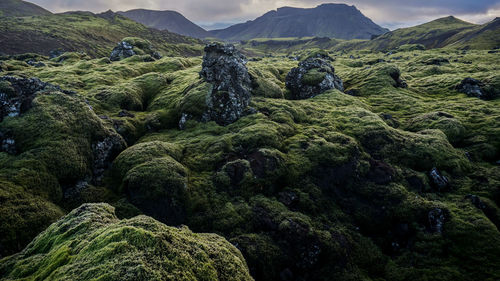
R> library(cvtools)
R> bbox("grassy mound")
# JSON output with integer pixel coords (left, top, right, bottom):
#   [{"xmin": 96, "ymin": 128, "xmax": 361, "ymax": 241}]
[{"xmin": 0, "ymin": 203, "xmax": 253, "ymax": 281}]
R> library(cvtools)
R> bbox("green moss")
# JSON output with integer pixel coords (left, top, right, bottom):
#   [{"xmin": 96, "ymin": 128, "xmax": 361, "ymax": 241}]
[
  {"xmin": 0, "ymin": 203, "xmax": 253, "ymax": 280},
  {"xmin": 405, "ymin": 112, "xmax": 466, "ymax": 144},
  {"xmin": 302, "ymin": 68, "xmax": 328, "ymax": 86}
]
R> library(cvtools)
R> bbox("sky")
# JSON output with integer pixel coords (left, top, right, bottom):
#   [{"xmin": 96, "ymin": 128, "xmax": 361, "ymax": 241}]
[{"xmin": 29, "ymin": 0, "xmax": 500, "ymax": 30}]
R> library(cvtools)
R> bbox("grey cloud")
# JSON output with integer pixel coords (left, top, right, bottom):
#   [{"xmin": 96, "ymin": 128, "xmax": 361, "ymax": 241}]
[{"xmin": 29, "ymin": 0, "xmax": 500, "ymax": 27}]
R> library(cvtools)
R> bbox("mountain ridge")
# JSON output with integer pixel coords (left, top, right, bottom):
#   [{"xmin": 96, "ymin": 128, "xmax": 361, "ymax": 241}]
[
  {"xmin": 209, "ymin": 3, "xmax": 389, "ymax": 40},
  {"xmin": 0, "ymin": 0, "xmax": 52, "ymax": 17},
  {"xmin": 117, "ymin": 9, "xmax": 210, "ymax": 39}
]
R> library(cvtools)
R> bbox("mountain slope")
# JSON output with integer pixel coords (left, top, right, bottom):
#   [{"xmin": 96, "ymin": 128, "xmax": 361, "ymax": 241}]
[
  {"xmin": 341, "ymin": 16, "xmax": 500, "ymax": 51},
  {"xmin": 210, "ymin": 4, "xmax": 389, "ymax": 41},
  {"xmin": 445, "ymin": 17, "xmax": 500, "ymax": 49},
  {"xmin": 0, "ymin": 10, "xmax": 203, "ymax": 57},
  {"xmin": 0, "ymin": 0, "xmax": 51, "ymax": 17},
  {"xmin": 118, "ymin": 9, "xmax": 210, "ymax": 39}
]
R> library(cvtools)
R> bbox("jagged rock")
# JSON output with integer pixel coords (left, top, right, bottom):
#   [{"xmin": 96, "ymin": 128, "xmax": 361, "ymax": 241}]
[
  {"xmin": 0, "ymin": 203, "xmax": 253, "ymax": 281},
  {"xmin": 428, "ymin": 208, "xmax": 445, "ymax": 233},
  {"xmin": 0, "ymin": 76, "xmax": 72, "ymax": 122},
  {"xmin": 388, "ymin": 68, "xmax": 408, "ymax": 88},
  {"xmin": 428, "ymin": 167, "xmax": 449, "ymax": 191},
  {"xmin": 0, "ymin": 130, "xmax": 16, "ymax": 154},
  {"xmin": 92, "ymin": 135, "xmax": 126, "ymax": 183},
  {"xmin": 465, "ymin": 194, "xmax": 487, "ymax": 210},
  {"xmin": 456, "ymin": 78, "xmax": 496, "ymax": 100},
  {"xmin": 110, "ymin": 41, "xmax": 136, "ymax": 61},
  {"xmin": 285, "ymin": 58, "xmax": 344, "ymax": 100},
  {"xmin": 178, "ymin": 112, "xmax": 191, "ymax": 130},
  {"xmin": 110, "ymin": 38, "xmax": 162, "ymax": 62},
  {"xmin": 200, "ymin": 43, "xmax": 252, "ymax": 126}
]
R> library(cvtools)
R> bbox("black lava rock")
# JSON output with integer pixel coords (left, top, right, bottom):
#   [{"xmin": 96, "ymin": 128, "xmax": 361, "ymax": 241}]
[{"xmin": 286, "ymin": 58, "xmax": 344, "ymax": 99}]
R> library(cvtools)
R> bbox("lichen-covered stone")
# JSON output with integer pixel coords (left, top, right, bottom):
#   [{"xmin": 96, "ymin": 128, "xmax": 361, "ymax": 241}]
[
  {"xmin": 110, "ymin": 38, "xmax": 162, "ymax": 62},
  {"xmin": 456, "ymin": 77, "xmax": 497, "ymax": 100},
  {"xmin": 0, "ymin": 76, "xmax": 73, "ymax": 122},
  {"xmin": 200, "ymin": 43, "xmax": 252, "ymax": 126},
  {"xmin": 285, "ymin": 57, "xmax": 344, "ymax": 99},
  {"xmin": 0, "ymin": 203, "xmax": 254, "ymax": 281}
]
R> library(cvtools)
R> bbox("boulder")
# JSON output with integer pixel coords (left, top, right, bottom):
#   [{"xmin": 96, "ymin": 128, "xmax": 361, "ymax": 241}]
[
  {"xmin": 388, "ymin": 68, "xmax": 408, "ymax": 88},
  {"xmin": 110, "ymin": 41, "xmax": 136, "ymax": 61},
  {"xmin": 0, "ymin": 130, "xmax": 16, "ymax": 154},
  {"xmin": 285, "ymin": 57, "xmax": 344, "ymax": 99},
  {"xmin": 92, "ymin": 135, "xmax": 126, "ymax": 183},
  {"xmin": 428, "ymin": 167, "xmax": 449, "ymax": 191},
  {"xmin": 0, "ymin": 76, "xmax": 72, "ymax": 122},
  {"xmin": 428, "ymin": 208, "xmax": 446, "ymax": 234},
  {"xmin": 109, "ymin": 38, "xmax": 162, "ymax": 62},
  {"xmin": 200, "ymin": 43, "xmax": 252, "ymax": 126},
  {"xmin": 456, "ymin": 78, "xmax": 496, "ymax": 100}
]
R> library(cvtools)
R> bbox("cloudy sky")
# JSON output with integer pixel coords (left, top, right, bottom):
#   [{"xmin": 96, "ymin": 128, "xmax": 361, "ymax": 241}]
[{"xmin": 29, "ymin": 0, "xmax": 500, "ymax": 30}]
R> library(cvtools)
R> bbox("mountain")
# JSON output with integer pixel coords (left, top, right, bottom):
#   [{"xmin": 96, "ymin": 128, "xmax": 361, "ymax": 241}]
[
  {"xmin": 0, "ymin": 0, "xmax": 52, "ymax": 17},
  {"xmin": 117, "ymin": 9, "xmax": 210, "ymax": 38},
  {"xmin": 344, "ymin": 16, "xmax": 500, "ymax": 51},
  {"xmin": 209, "ymin": 4, "xmax": 389, "ymax": 41},
  {"xmin": 0, "ymin": 10, "xmax": 203, "ymax": 57}
]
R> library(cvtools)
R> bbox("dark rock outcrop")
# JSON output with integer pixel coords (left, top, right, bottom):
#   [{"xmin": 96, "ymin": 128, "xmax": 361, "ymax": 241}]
[
  {"xmin": 389, "ymin": 68, "xmax": 408, "ymax": 88},
  {"xmin": 428, "ymin": 168, "xmax": 449, "ymax": 191},
  {"xmin": 456, "ymin": 78, "xmax": 496, "ymax": 100},
  {"xmin": 92, "ymin": 135, "xmax": 126, "ymax": 183},
  {"xmin": 109, "ymin": 39, "xmax": 162, "ymax": 62},
  {"xmin": 285, "ymin": 58, "xmax": 344, "ymax": 100},
  {"xmin": 200, "ymin": 43, "xmax": 252, "ymax": 126},
  {"xmin": 0, "ymin": 76, "xmax": 72, "ymax": 122},
  {"xmin": 110, "ymin": 41, "xmax": 136, "ymax": 61},
  {"xmin": 428, "ymin": 208, "xmax": 446, "ymax": 233},
  {"xmin": 0, "ymin": 130, "xmax": 16, "ymax": 154}
]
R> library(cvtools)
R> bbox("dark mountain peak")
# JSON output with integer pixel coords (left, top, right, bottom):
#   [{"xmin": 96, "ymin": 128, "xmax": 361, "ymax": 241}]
[
  {"xmin": 117, "ymin": 9, "xmax": 209, "ymax": 38},
  {"xmin": 431, "ymin": 15, "xmax": 475, "ymax": 26},
  {"xmin": 210, "ymin": 4, "xmax": 388, "ymax": 41},
  {"xmin": 0, "ymin": 0, "xmax": 52, "ymax": 17}
]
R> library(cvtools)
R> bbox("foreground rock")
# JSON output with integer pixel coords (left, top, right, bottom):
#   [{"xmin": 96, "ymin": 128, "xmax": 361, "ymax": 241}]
[
  {"xmin": 456, "ymin": 78, "xmax": 497, "ymax": 100},
  {"xmin": 110, "ymin": 37, "xmax": 162, "ymax": 61},
  {"xmin": 0, "ymin": 203, "xmax": 253, "ymax": 281},
  {"xmin": 200, "ymin": 43, "xmax": 252, "ymax": 126},
  {"xmin": 285, "ymin": 57, "xmax": 344, "ymax": 99},
  {"xmin": 0, "ymin": 76, "xmax": 72, "ymax": 121}
]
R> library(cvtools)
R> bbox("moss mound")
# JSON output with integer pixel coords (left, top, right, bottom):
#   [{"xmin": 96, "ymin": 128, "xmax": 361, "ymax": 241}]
[{"xmin": 0, "ymin": 203, "xmax": 253, "ymax": 281}]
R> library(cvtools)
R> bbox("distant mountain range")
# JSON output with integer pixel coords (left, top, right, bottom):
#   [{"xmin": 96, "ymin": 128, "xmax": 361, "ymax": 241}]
[
  {"xmin": 210, "ymin": 4, "xmax": 389, "ymax": 40},
  {"xmin": 117, "ymin": 9, "xmax": 210, "ymax": 39},
  {"xmin": 0, "ymin": 0, "xmax": 51, "ymax": 17},
  {"xmin": 117, "ymin": 4, "xmax": 389, "ymax": 40}
]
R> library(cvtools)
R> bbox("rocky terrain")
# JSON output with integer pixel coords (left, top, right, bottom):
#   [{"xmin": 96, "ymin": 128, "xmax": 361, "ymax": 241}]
[{"xmin": 0, "ymin": 1, "xmax": 500, "ymax": 280}]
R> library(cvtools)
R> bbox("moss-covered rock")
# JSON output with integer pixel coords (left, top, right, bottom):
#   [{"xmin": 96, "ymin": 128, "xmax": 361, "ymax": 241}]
[{"xmin": 0, "ymin": 203, "xmax": 253, "ymax": 281}]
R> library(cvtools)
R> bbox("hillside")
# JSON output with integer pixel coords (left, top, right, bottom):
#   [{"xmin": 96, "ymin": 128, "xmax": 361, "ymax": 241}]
[
  {"xmin": 344, "ymin": 16, "xmax": 500, "ymax": 51},
  {"xmin": 210, "ymin": 3, "xmax": 389, "ymax": 41},
  {"xmin": 117, "ymin": 9, "xmax": 210, "ymax": 39},
  {"xmin": 0, "ymin": 0, "xmax": 51, "ymax": 17},
  {"xmin": 0, "ymin": 10, "xmax": 203, "ymax": 57}
]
